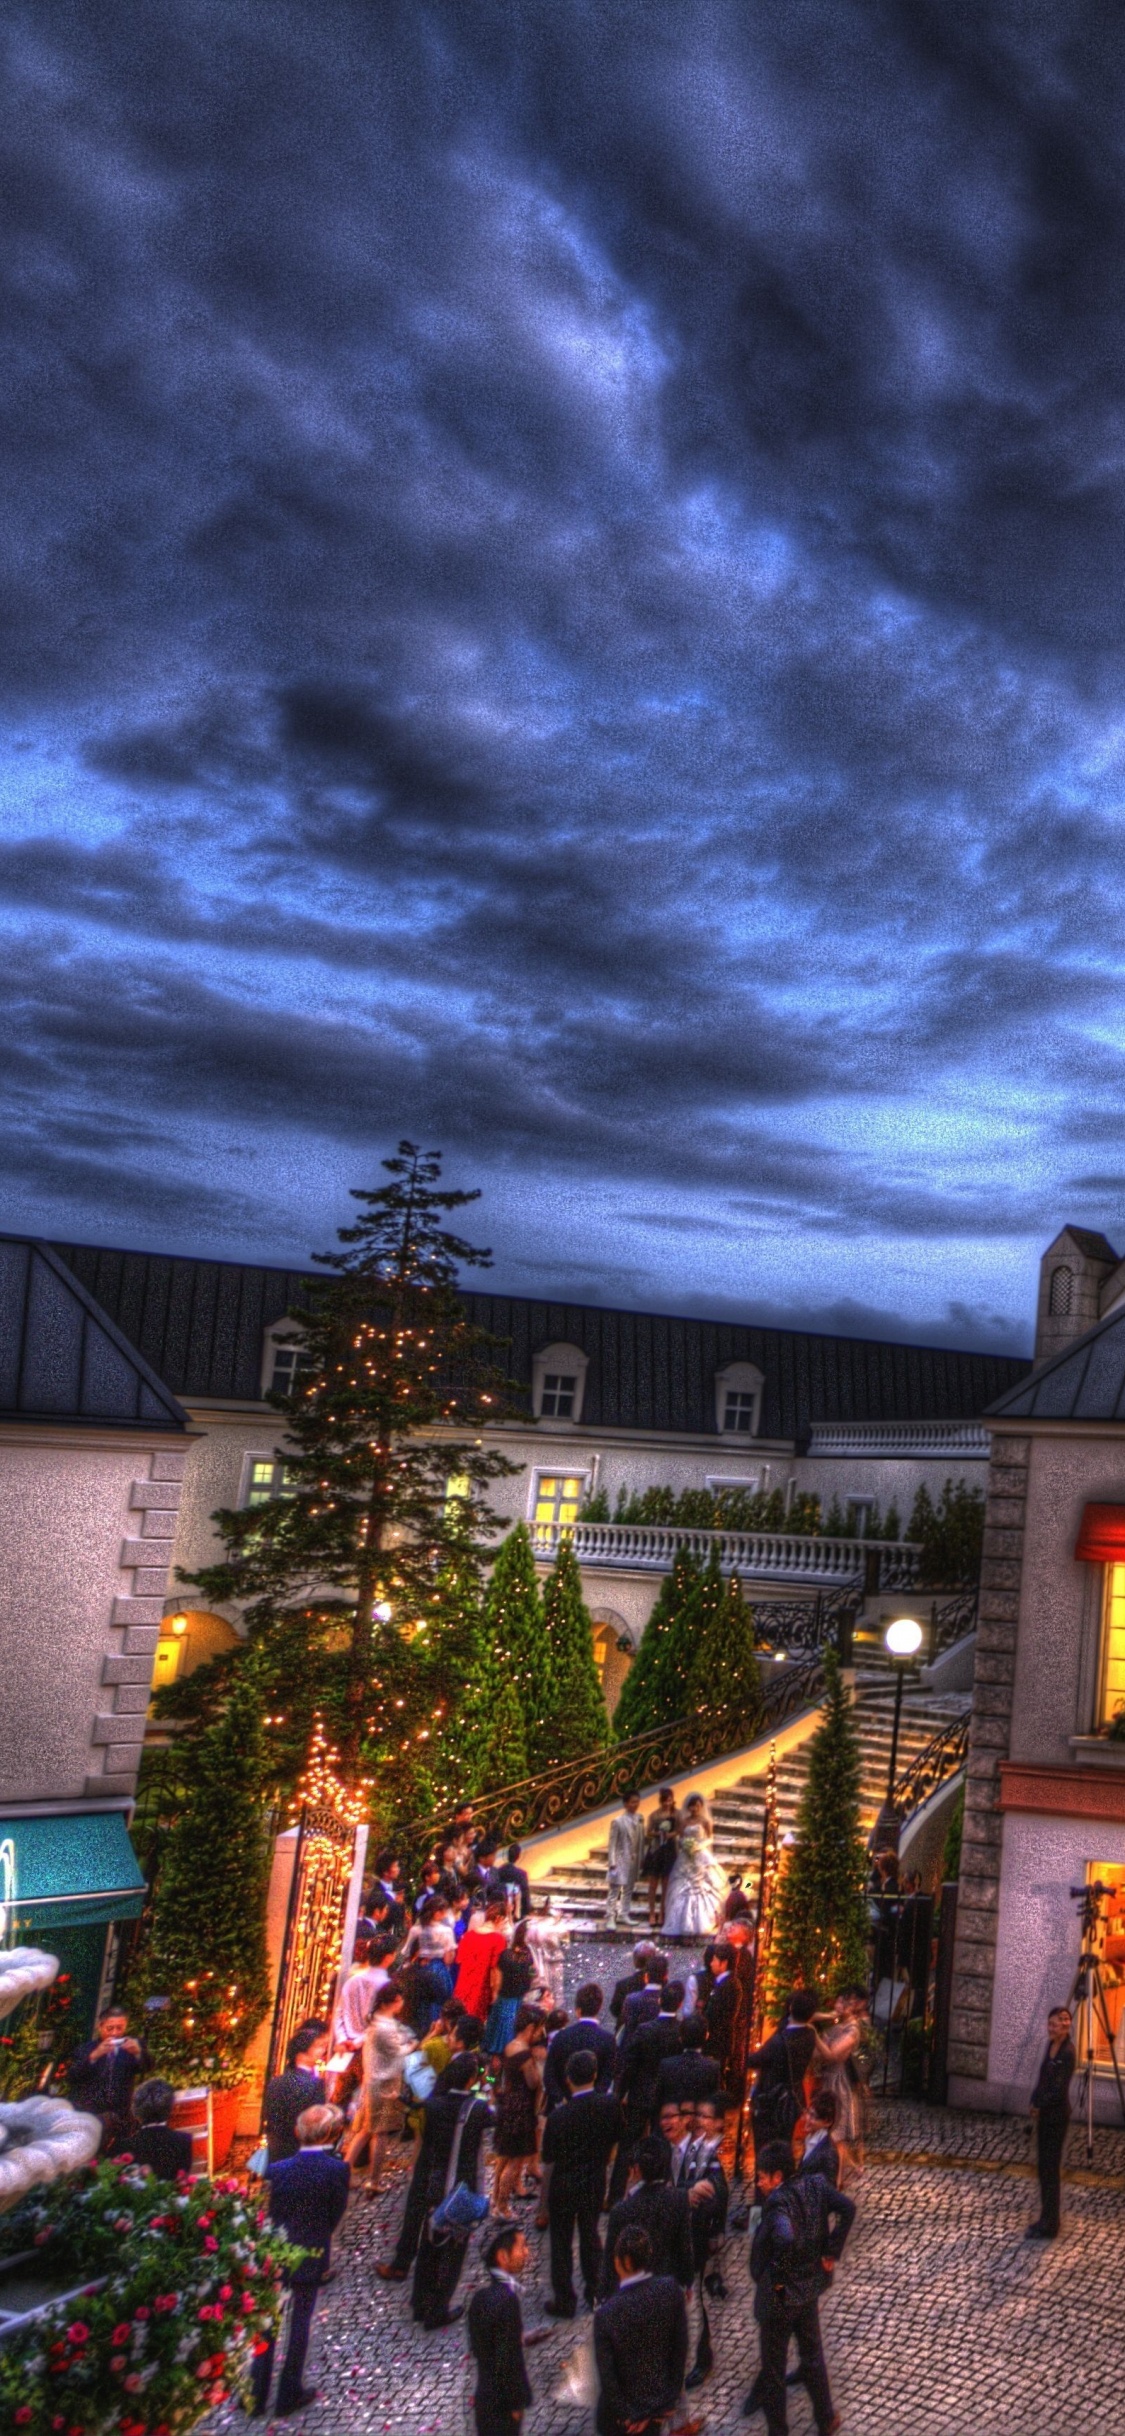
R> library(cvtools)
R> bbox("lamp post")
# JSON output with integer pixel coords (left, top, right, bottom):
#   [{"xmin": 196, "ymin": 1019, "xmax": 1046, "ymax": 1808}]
[{"xmin": 873, "ymin": 1615, "xmax": 925, "ymax": 1852}]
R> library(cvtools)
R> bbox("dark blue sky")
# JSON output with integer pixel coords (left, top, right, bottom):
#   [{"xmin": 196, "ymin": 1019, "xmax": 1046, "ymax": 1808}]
[{"xmin": 4, "ymin": 1, "xmax": 1125, "ymax": 1352}]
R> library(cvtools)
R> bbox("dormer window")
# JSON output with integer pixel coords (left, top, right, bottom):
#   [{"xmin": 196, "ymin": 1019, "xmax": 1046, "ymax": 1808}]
[
  {"xmin": 532, "ymin": 1342, "xmax": 589, "ymax": 1425},
  {"xmin": 1049, "ymin": 1266, "xmax": 1074, "ymax": 1317},
  {"xmin": 261, "ymin": 1321, "xmax": 312, "ymax": 1399},
  {"xmin": 714, "ymin": 1360, "xmax": 764, "ymax": 1437}
]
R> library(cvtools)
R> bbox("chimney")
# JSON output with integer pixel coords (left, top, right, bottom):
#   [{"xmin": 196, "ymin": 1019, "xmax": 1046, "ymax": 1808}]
[{"xmin": 1034, "ymin": 1227, "xmax": 1118, "ymax": 1365}]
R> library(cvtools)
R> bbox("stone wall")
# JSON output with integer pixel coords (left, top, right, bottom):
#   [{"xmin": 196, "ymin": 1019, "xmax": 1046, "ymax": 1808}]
[{"xmin": 948, "ymin": 1431, "xmax": 1029, "ymax": 2084}]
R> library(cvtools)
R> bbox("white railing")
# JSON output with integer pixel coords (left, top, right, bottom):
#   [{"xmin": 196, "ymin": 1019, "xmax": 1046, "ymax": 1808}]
[
  {"xmin": 806, "ymin": 1421, "xmax": 990, "ymax": 1458},
  {"xmin": 530, "ymin": 1519, "xmax": 920, "ymax": 1587}
]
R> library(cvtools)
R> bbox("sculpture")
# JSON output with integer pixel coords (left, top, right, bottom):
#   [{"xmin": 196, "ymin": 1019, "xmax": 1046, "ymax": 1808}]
[{"xmin": 0, "ymin": 1948, "xmax": 101, "ymax": 2211}]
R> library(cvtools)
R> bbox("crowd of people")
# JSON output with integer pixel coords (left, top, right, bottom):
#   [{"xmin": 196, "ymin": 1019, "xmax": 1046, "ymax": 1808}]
[{"xmin": 58, "ymin": 1807, "xmax": 1080, "ymax": 2431}]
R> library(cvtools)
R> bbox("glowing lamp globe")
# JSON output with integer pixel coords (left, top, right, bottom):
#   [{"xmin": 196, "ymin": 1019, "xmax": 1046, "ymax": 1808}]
[{"xmin": 884, "ymin": 1616, "xmax": 924, "ymax": 1660}]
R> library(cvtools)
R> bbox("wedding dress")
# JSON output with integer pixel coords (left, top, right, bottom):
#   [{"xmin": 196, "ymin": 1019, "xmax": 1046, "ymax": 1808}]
[{"xmin": 662, "ymin": 1822, "xmax": 729, "ymax": 1938}]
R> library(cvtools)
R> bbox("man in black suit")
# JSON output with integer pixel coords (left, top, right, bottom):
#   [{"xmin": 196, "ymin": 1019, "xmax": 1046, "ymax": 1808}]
[
  {"xmin": 599, "ymin": 2135, "xmax": 693, "ymax": 2298},
  {"xmin": 539, "ymin": 2050, "xmax": 621, "ymax": 2317},
  {"xmin": 593, "ymin": 2225, "xmax": 689, "ymax": 2436},
  {"xmin": 682, "ymin": 2092, "xmax": 729, "ymax": 2388},
  {"xmin": 544, "ymin": 1984, "xmax": 616, "ymax": 2110},
  {"xmin": 702, "ymin": 1944, "xmax": 738, "ymax": 2085},
  {"xmin": 609, "ymin": 1979, "xmax": 684, "ymax": 2204},
  {"xmin": 67, "ymin": 2006, "xmax": 151, "ymax": 2154},
  {"xmin": 127, "ymin": 2077, "xmax": 194, "ymax": 2180},
  {"xmin": 747, "ymin": 2140, "xmax": 855, "ymax": 2436},
  {"xmin": 797, "ymin": 2091, "xmax": 840, "ymax": 2189},
  {"xmin": 252, "ymin": 2103, "xmax": 350, "ymax": 2417},
  {"xmin": 262, "ymin": 2020, "xmax": 328, "ymax": 2165},
  {"xmin": 654, "ymin": 2015, "xmax": 721, "ymax": 2113},
  {"xmin": 467, "ymin": 2219, "xmax": 534, "ymax": 2436},
  {"xmin": 747, "ymin": 1989, "xmax": 821, "ymax": 2166},
  {"xmin": 609, "ymin": 1940, "xmax": 659, "ymax": 2025},
  {"xmin": 496, "ymin": 1843, "xmax": 531, "ymax": 1920},
  {"xmin": 378, "ymin": 2014, "xmax": 484, "ymax": 2280},
  {"xmin": 617, "ymin": 1955, "xmax": 668, "ymax": 2065},
  {"xmin": 411, "ymin": 2053, "xmax": 494, "ymax": 2331}
]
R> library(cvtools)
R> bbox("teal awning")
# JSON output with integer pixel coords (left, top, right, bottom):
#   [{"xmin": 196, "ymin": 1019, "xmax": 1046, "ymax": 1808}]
[{"xmin": 0, "ymin": 1811, "xmax": 145, "ymax": 1932}]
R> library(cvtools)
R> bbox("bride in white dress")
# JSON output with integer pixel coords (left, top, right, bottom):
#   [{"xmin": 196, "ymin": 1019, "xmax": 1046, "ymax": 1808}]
[{"xmin": 662, "ymin": 1795, "xmax": 730, "ymax": 1939}]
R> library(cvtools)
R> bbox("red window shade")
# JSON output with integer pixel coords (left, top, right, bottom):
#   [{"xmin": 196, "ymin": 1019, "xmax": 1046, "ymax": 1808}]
[{"xmin": 1075, "ymin": 1504, "xmax": 1125, "ymax": 1563}]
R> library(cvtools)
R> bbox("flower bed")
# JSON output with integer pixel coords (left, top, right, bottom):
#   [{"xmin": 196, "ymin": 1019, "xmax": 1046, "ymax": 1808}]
[{"xmin": 0, "ymin": 2156, "xmax": 297, "ymax": 2434}]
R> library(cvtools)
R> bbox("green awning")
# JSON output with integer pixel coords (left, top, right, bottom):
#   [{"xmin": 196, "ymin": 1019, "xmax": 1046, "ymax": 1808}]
[{"xmin": 0, "ymin": 1811, "xmax": 145, "ymax": 1932}]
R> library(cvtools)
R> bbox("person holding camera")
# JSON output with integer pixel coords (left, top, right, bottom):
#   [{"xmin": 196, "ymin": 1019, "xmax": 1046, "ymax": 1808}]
[{"xmin": 66, "ymin": 2006, "xmax": 150, "ymax": 2152}]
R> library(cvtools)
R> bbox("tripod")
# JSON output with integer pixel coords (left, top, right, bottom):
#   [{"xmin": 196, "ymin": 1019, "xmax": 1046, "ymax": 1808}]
[{"xmin": 1069, "ymin": 1886, "xmax": 1125, "ymax": 2162}]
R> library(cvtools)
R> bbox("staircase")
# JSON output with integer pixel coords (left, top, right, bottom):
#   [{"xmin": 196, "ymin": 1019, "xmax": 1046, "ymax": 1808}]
[{"xmin": 529, "ymin": 1670, "xmax": 968, "ymax": 1932}]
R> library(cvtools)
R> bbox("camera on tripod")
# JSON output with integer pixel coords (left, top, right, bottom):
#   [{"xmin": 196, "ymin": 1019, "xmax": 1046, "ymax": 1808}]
[{"xmin": 1070, "ymin": 1881, "xmax": 1110, "ymax": 1939}]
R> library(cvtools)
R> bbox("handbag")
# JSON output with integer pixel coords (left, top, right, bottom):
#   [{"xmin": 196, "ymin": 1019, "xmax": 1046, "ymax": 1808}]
[
  {"xmin": 402, "ymin": 2048, "xmax": 438, "ymax": 2104},
  {"xmin": 428, "ymin": 2095, "xmax": 490, "ymax": 2244}
]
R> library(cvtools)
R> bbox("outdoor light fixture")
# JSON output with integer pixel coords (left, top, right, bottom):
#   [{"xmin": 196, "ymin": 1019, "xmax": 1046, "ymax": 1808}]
[
  {"xmin": 876, "ymin": 1614, "xmax": 927, "ymax": 1850},
  {"xmin": 169, "ymin": 1613, "xmax": 188, "ymax": 1638}
]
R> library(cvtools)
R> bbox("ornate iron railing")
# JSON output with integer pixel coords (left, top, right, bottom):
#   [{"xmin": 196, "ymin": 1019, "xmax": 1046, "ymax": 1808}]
[
  {"xmin": 750, "ymin": 1583, "xmax": 864, "ymax": 1659},
  {"xmin": 892, "ymin": 1711, "xmax": 969, "ymax": 1819},
  {"xmin": 529, "ymin": 1517, "xmax": 921, "ymax": 1589},
  {"xmin": 400, "ymin": 1651, "xmax": 829, "ymax": 1862},
  {"xmin": 929, "ymin": 1588, "xmax": 978, "ymax": 1652}
]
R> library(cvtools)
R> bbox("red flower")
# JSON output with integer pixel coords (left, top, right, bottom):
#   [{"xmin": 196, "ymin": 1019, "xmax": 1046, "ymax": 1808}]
[
  {"xmin": 203, "ymin": 2234, "xmax": 219, "ymax": 2251},
  {"xmin": 112, "ymin": 2323, "xmax": 132, "ymax": 2345},
  {"xmin": 219, "ymin": 2282, "xmax": 233, "ymax": 2299},
  {"xmin": 153, "ymin": 2292, "xmax": 180, "ymax": 2312},
  {"xmin": 13, "ymin": 2410, "xmax": 32, "ymax": 2426},
  {"xmin": 65, "ymin": 2322, "xmax": 89, "ymax": 2344},
  {"xmin": 124, "ymin": 2374, "xmax": 143, "ymax": 2393},
  {"xmin": 242, "ymin": 2292, "xmax": 257, "ymax": 2312},
  {"xmin": 134, "ymin": 2305, "xmax": 150, "ymax": 2320},
  {"xmin": 110, "ymin": 2352, "xmax": 127, "ymax": 2372}
]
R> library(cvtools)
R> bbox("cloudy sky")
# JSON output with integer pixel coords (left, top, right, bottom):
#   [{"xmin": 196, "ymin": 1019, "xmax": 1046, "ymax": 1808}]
[{"xmin": 4, "ymin": 2, "xmax": 1125, "ymax": 1350}]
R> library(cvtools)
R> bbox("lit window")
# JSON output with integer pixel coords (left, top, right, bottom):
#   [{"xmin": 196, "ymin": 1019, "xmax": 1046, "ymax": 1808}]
[
  {"xmin": 1102, "ymin": 1563, "xmax": 1125, "ymax": 1726},
  {"xmin": 532, "ymin": 1473, "xmax": 586, "ymax": 1545},
  {"xmin": 245, "ymin": 1457, "xmax": 295, "ymax": 1506},
  {"xmin": 540, "ymin": 1373, "xmax": 576, "ymax": 1419},
  {"xmin": 270, "ymin": 1341, "xmax": 312, "ymax": 1397},
  {"xmin": 723, "ymin": 1390, "xmax": 758, "ymax": 1434},
  {"xmin": 1075, "ymin": 1862, "xmax": 1125, "ymax": 2072},
  {"xmin": 445, "ymin": 1472, "xmax": 470, "ymax": 1512}
]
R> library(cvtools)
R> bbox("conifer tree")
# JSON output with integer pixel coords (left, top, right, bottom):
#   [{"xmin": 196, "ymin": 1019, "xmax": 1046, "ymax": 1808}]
[
  {"xmin": 480, "ymin": 1525, "xmax": 544, "ymax": 1751},
  {"xmin": 536, "ymin": 1539, "xmax": 608, "ymax": 1764},
  {"xmin": 687, "ymin": 1569, "xmax": 764, "ymax": 1735},
  {"xmin": 129, "ymin": 1668, "xmax": 272, "ymax": 2084},
  {"xmin": 167, "ymin": 1144, "xmax": 516, "ymax": 1792},
  {"xmin": 613, "ymin": 1549, "xmax": 701, "ymax": 1741},
  {"xmin": 766, "ymin": 1650, "xmax": 869, "ymax": 2009}
]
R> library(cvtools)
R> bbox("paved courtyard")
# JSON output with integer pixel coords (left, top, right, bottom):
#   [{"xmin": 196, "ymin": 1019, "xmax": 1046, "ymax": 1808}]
[{"xmin": 213, "ymin": 1937, "xmax": 1125, "ymax": 2436}]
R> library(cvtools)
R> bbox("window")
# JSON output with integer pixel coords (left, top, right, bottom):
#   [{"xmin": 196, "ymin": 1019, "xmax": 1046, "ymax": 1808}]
[
  {"xmin": 261, "ymin": 1321, "xmax": 312, "ymax": 1399},
  {"xmin": 531, "ymin": 1472, "xmax": 588, "ymax": 1546},
  {"xmin": 1074, "ymin": 1863, "xmax": 1125, "ymax": 2072},
  {"xmin": 531, "ymin": 1342, "xmax": 589, "ymax": 1424},
  {"xmin": 713, "ymin": 1361, "xmax": 764, "ymax": 1437},
  {"xmin": 1049, "ymin": 1266, "xmax": 1074, "ymax": 1317},
  {"xmin": 244, "ymin": 1456, "xmax": 295, "ymax": 1506},
  {"xmin": 1102, "ymin": 1563, "xmax": 1125, "ymax": 1728}
]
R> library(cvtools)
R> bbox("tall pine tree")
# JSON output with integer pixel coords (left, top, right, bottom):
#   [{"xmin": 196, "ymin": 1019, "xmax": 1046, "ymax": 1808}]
[
  {"xmin": 766, "ymin": 1650, "xmax": 869, "ymax": 2009},
  {"xmin": 480, "ymin": 1524, "xmax": 544, "ymax": 1755},
  {"xmin": 535, "ymin": 1539, "xmax": 608, "ymax": 1765},
  {"xmin": 687, "ymin": 1569, "xmax": 764, "ymax": 1737},
  {"xmin": 127, "ymin": 1668, "xmax": 272, "ymax": 2085},
  {"xmin": 613, "ymin": 1550, "xmax": 701, "ymax": 1741},
  {"xmin": 167, "ymin": 1144, "xmax": 516, "ymax": 1794}
]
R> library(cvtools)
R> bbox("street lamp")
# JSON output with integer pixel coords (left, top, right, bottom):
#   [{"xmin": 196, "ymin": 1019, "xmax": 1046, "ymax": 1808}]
[{"xmin": 875, "ymin": 1615, "xmax": 925, "ymax": 1851}]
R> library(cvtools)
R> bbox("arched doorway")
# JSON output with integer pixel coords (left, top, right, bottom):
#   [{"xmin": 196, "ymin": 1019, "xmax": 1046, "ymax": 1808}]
[{"xmin": 591, "ymin": 1611, "xmax": 633, "ymax": 1722}]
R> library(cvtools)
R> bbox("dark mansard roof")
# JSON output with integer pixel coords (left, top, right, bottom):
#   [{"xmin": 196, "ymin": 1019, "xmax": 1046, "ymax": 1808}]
[
  {"xmin": 50, "ymin": 1239, "xmax": 1029, "ymax": 1441},
  {"xmin": 0, "ymin": 1238, "xmax": 186, "ymax": 1429},
  {"xmin": 988, "ymin": 1301, "xmax": 1125, "ymax": 1424}
]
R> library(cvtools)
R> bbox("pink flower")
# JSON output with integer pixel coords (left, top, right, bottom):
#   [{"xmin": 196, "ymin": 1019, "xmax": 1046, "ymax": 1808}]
[
  {"xmin": 124, "ymin": 2374, "xmax": 143, "ymax": 2393},
  {"xmin": 66, "ymin": 2322, "xmax": 89, "ymax": 2345},
  {"xmin": 203, "ymin": 2234, "xmax": 219, "ymax": 2252},
  {"xmin": 242, "ymin": 2293, "xmax": 257, "ymax": 2312},
  {"xmin": 112, "ymin": 2323, "xmax": 132, "ymax": 2345},
  {"xmin": 134, "ymin": 2306, "xmax": 150, "ymax": 2321},
  {"xmin": 219, "ymin": 2283, "xmax": 233, "ymax": 2300},
  {"xmin": 111, "ymin": 2353, "xmax": 127, "ymax": 2372}
]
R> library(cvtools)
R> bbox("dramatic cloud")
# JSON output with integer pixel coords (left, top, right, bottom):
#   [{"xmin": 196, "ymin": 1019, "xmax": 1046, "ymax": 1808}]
[{"xmin": 4, "ymin": 0, "xmax": 1125, "ymax": 1343}]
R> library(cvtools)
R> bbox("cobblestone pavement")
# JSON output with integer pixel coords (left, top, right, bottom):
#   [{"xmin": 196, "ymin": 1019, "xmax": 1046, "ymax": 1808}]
[{"xmin": 213, "ymin": 1936, "xmax": 1125, "ymax": 2435}]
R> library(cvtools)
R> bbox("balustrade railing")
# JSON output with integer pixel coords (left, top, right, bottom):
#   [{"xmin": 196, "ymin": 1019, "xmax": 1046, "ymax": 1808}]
[
  {"xmin": 400, "ymin": 1648, "xmax": 832, "ymax": 1863},
  {"xmin": 892, "ymin": 1711, "xmax": 970, "ymax": 1818},
  {"xmin": 530, "ymin": 1517, "xmax": 921, "ymax": 1588},
  {"xmin": 807, "ymin": 1421, "xmax": 990, "ymax": 1458}
]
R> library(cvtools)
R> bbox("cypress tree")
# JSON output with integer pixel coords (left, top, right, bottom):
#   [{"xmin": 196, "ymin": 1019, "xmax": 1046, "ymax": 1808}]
[
  {"xmin": 613, "ymin": 1550, "xmax": 701, "ymax": 1741},
  {"xmin": 129, "ymin": 1669, "xmax": 272, "ymax": 2085},
  {"xmin": 687, "ymin": 1569, "xmax": 763, "ymax": 1737},
  {"xmin": 536, "ymin": 1540, "xmax": 608, "ymax": 1765},
  {"xmin": 766, "ymin": 1650, "xmax": 869, "ymax": 2009},
  {"xmin": 481, "ymin": 1524, "xmax": 544, "ymax": 1752}
]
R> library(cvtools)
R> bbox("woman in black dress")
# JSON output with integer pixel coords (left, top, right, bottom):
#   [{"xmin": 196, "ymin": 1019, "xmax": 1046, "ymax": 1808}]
[
  {"xmin": 490, "ymin": 2003, "xmax": 548, "ymax": 2216},
  {"xmin": 643, "ymin": 1787, "xmax": 681, "ymax": 1928}
]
